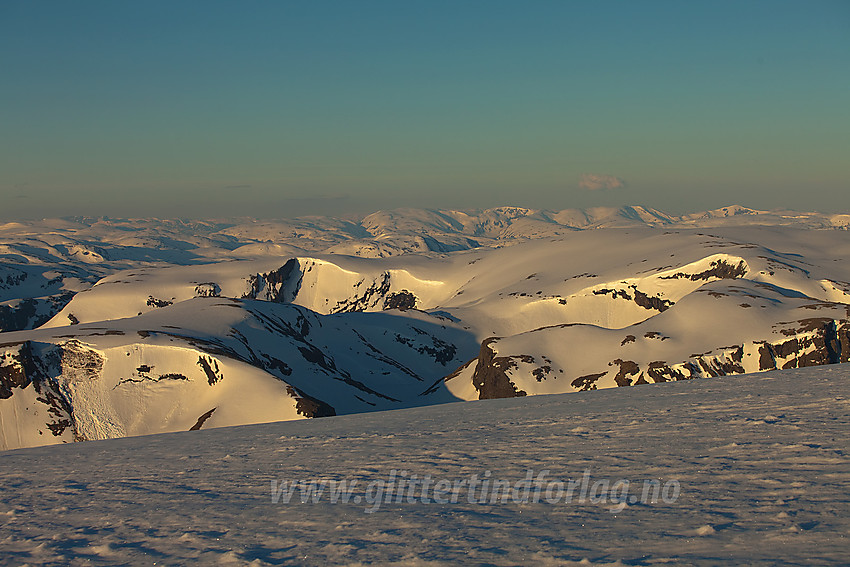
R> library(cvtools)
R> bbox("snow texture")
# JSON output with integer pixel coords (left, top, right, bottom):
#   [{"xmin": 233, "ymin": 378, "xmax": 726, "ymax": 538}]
[{"xmin": 0, "ymin": 365, "xmax": 848, "ymax": 565}]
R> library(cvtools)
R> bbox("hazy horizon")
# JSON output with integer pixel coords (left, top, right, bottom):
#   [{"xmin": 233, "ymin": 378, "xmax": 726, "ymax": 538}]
[{"xmin": 2, "ymin": 1, "xmax": 848, "ymax": 219}]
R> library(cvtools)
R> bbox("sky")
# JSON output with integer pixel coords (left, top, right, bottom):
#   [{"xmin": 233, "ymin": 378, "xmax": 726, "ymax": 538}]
[{"xmin": 1, "ymin": 0, "xmax": 848, "ymax": 219}]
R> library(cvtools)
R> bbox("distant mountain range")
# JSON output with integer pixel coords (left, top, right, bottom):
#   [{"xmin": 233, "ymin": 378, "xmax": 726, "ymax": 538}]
[{"xmin": 2, "ymin": 205, "xmax": 850, "ymax": 450}]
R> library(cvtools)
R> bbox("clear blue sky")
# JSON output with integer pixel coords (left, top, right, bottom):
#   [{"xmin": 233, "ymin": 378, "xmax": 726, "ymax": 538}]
[{"xmin": 2, "ymin": 1, "xmax": 848, "ymax": 219}]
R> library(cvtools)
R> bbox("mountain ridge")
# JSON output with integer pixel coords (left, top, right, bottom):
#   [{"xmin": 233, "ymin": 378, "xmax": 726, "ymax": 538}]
[{"xmin": 3, "ymin": 206, "xmax": 850, "ymax": 450}]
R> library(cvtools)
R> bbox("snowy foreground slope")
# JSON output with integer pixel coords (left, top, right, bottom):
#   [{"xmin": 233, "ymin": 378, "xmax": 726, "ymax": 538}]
[
  {"xmin": 3, "ymin": 206, "xmax": 850, "ymax": 450},
  {"xmin": 1, "ymin": 365, "xmax": 848, "ymax": 565}
]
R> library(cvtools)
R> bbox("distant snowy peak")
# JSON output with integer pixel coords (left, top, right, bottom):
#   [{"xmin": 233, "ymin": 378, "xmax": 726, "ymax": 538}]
[
  {"xmin": 359, "ymin": 205, "xmax": 678, "ymax": 237},
  {"xmin": 546, "ymin": 205, "xmax": 675, "ymax": 228},
  {"xmin": 688, "ymin": 204, "xmax": 762, "ymax": 218},
  {"xmin": 353, "ymin": 204, "xmax": 850, "ymax": 241},
  {"xmin": 677, "ymin": 205, "xmax": 850, "ymax": 228}
]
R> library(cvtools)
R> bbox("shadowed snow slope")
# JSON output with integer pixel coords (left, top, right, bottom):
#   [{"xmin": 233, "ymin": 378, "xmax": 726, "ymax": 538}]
[
  {"xmin": 0, "ymin": 299, "xmax": 477, "ymax": 450},
  {"xmin": 0, "ymin": 365, "xmax": 848, "ymax": 565}
]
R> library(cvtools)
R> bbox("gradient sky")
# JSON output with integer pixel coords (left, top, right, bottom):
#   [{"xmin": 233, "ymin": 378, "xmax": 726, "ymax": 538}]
[{"xmin": 2, "ymin": 1, "xmax": 849, "ymax": 219}]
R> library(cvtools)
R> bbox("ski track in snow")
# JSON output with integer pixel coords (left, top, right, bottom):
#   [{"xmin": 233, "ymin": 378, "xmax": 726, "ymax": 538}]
[{"xmin": 1, "ymin": 365, "xmax": 848, "ymax": 566}]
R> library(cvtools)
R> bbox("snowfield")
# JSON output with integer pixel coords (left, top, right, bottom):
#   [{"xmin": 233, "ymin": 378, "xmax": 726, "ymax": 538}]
[{"xmin": 0, "ymin": 365, "xmax": 848, "ymax": 565}]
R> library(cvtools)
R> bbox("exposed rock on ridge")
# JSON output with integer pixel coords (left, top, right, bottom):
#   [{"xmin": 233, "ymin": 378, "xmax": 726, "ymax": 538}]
[{"xmin": 471, "ymin": 339, "xmax": 528, "ymax": 399}]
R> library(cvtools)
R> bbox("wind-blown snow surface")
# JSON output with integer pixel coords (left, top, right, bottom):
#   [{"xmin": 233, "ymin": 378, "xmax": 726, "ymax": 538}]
[
  {"xmin": 3, "ymin": 207, "xmax": 850, "ymax": 450},
  {"xmin": 1, "ymin": 365, "xmax": 848, "ymax": 565}
]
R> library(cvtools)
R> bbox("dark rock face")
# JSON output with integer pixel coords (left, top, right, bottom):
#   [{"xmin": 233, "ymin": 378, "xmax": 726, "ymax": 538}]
[
  {"xmin": 197, "ymin": 355, "xmax": 223, "ymax": 385},
  {"xmin": 243, "ymin": 258, "xmax": 301, "ymax": 303},
  {"xmin": 294, "ymin": 396, "xmax": 337, "ymax": 418},
  {"xmin": 611, "ymin": 320, "xmax": 849, "ymax": 388},
  {"xmin": 632, "ymin": 289, "xmax": 673, "ymax": 312},
  {"xmin": 262, "ymin": 355, "xmax": 293, "ymax": 376},
  {"xmin": 384, "ymin": 290, "xmax": 417, "ymax": 311},
  {"xmin": 1, "ymin": 268, "xmax": 29, "ymax": 290},
  {"xmin": 644, "ymin": 361, "xmax": 676, "ymax": 383},
  {"xmin": 593, "ymin": 288, "xmax": 630, "ymax": 301},
  {"xmin": 0, "ymin": 300, "xmax": 40, "ymax": 332},
  {"xmin": 0, "ymin": 342, "xmax": 75, "ymax": 438},
  {"xmin": 393, "ymin": 327, "xmax": 457, "ymax": 365},
  {"xmin": 60, "ymin": 340, "xmax": 104, "ymax": 379},
  {"xmin": 194, "ymin": 282, "xmax": 221, "ymax": 297},
  {"xmin": 117, "ymin": 365, "xmax": 189, "ymax": 386},
  {"xmin": 757, "ymin": 319, "xmax": 849, "ymax": 370},
  {"xmin": 571, "ymin": 372, "xmax": 607, "ymax": 391},
  {"xmin": 593, "ymin": 286, "xmax": 674, "ymax": 312},
  {"xmin": 285, "ymin": 385, "xmax": 336, "ymax": 418},
  {"xmin": 189, "ymin": 408, "xmax": 216, "ymax": 430},
  {"xmin": 146, "ymin": 296, "xmax": 173, "ymax": 308},
  {"xmin": 610, "ymin": 359, "xmax": 640, "ymax": 387},
  {"xmin": 532, "ymin": 365, "xmax": 553, "ymax": 382},
  {"xmin": 659, "ymin": 259, "xmax": 748, "ymax": 281},
  {"xmin": 470, "ymin": 319, "xmax": 850, "ymax": 400},
  {"xmin": 471, "ymin": 339, "xmax": 528, "ymax": 399},
  {"xmin": 158, "ymin": 373, "xmax": 188, "ymax": 381},
  {"xmin": 0, "ymin": 292, "xmax": 75, "ymax": 332},
  {"xmin": 330, "ymin": 273, "xmax": 392, "ymax": 313},
  {"xmin": 0, "ymin": 344, "xmax": 32, "ymax": 399}
]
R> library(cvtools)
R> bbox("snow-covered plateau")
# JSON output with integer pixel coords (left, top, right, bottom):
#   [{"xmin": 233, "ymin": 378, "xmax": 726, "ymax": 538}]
[
  {"xmin": 0, "ymin": 365, "xmax": 847, "ymax": 565},
  {"xmin": 2, "ymin": 205, "xmax": 850, "ymax": 451}
]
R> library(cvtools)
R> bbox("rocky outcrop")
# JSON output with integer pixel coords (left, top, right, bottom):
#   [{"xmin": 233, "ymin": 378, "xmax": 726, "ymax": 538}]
[
  {"xmin": 570, "ymin": 372, "xmax": 607, "ymax": 390},
  {"xmin": 392, "ymin": 327, "xmax": 457, "ymax": 366},
  {"xmin": 758, "ymin": 318, "xmax": 849, "ymax": 370},
  {"xmin": 0, "ymin": 343, "xmax": 33, "ymax": 399},
  {"xmin": 472, "ymin": 319, "xmax": 850, "ymax": 396},
  {"xmin": 146, "ymin": 296, "xmax": 173, "ymax": 308},
  {"xmin": 189, "ymin": 408, "xmax": 216, "ymax": 430},
  {"xmin": 471, "ymin": 339, "xmax": 528, "ymax": 399},
  {"xmin": 197, "ymin": 355, "xmax": 224, "ymax": 385},
  {"xmin": 610, "ymin": 359, "xmax": 640, "ymax": 387},
  {"xmin": 659, "ymin": 259, "xmax": 748, "ymax": 281},
  {"xmin": 243, "ymin": 258, "xmax": 301, "ymax": 303},
  {"xmin": 194, "ymin": 283, "xmax": 221, "ymax": 297},
  {"xmin": 384, "ymin": 290, "xmax": 417, "ymax": 310},
  {"xmin": 330, "ymin": 273, "xmax": 392, "ymax": 313},
  {"xmin": 0, "ymin": 341, "xmax": 76, "ymax": 438},
  {"xmin": 592, "ymin": 285, "xmax": 674, "ymax": 312},
  {"xmin": 0, "ymin": 292, "xmax": 75, "ymax": 332},
  {"xmin": 595, "ymin": 320, "xmax": 849, "ymax": 390},
  {"xmin": 294, "ymin": 394, "xmax": 336, "ymax": 418}
]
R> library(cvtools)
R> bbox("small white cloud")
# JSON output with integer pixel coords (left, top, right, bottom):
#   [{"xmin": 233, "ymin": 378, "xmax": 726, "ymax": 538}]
[{"xmin": 578, "ymin": 173, "xmax": 625, "ymax": 191}]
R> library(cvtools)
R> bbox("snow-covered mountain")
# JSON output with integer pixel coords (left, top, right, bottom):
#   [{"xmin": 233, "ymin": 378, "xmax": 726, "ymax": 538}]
[
  {"xmin": 2, "ymin": 204, "xmax": 847, "ymax": 329},
  {"xmin": 2, "ymin": 206, "xmax": 850, "ymax": 450}
]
